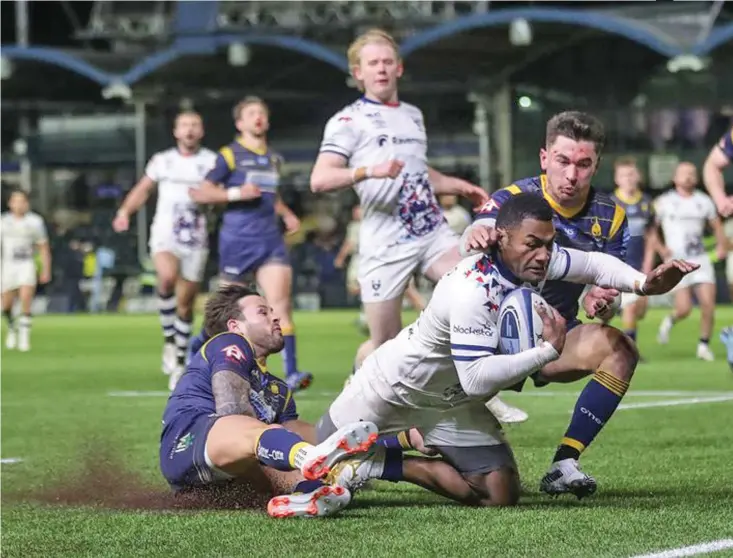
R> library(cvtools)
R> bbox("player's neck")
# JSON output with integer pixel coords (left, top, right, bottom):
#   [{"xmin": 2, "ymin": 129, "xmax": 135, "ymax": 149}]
[
  {"xmin": 494, "ymin": 250, "xmax": 522, "ymax": 286},
  {"xmin": 10, "ymin": 211, "xmax": 26, "ymax": 219},
  {"xmin": 615, "ymin": 187, "xmax": 641, "ymax": 204},
  {"xmin": 674, "ymin": 186, "xmax": 694, "ymax": 198},
  {"xmin": 362, "ymin": 92, "xmax": 400, "ymax": 107},
  {"xmin": 176, "ymin": 143, "xmax": 199, "ymax": 157},
  {"xmin": 238, "ymin": 135, "xmax": 268, "ymax": 155}
]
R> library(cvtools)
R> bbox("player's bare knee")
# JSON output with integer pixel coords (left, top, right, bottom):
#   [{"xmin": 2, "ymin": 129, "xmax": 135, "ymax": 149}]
[
  {"xmin": 207, "ymin": 417, "xmax": 282, "ymax": 468},
  {"xmin": 603, "ymin": 327, "xmax": 639, "ymax": 381},
  {"xmin": 463, "ymin": 471, "xmax": 519, "ymax": 507},
  {"xmin": 158, "ymin": 276, "xmax": 176, "ymax": 295}
]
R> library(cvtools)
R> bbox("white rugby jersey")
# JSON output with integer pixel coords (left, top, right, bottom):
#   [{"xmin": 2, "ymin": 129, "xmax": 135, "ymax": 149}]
[
  {"xmin": 145, "ymin": 147, "xmax": 217, "ymax": 248},
  {"xmin": 1, "ymin": 211, "xmax": 47, "ymax": 262},
  {"xmin": 319, "ymin": 98, "xmax": 444, "ymax": 250},
  {"xmin": 369, "ymin": 246, "xmax": 646, "ymax": 410},
  {"xmin": 654, "ymin": 189, "xmax": 717, "ymax": 260}
]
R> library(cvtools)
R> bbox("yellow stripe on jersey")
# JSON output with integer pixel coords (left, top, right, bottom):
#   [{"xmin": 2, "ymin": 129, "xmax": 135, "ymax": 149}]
[
  {"xmin": 220, "ymin": 146, "xmax": 236, "ymax": 171},
  {"xmin": 608, "ymin": 204, "xmax": 627, "ymax": 239},
  {"xmin": 505, "ymin": 185, "xmax": 522, "ymax": 195}
]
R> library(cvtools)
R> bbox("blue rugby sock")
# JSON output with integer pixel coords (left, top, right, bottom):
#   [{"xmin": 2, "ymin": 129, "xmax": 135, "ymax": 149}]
[
  {"xmin": 554, "ymin": 370, "xmax": 629, "ymax": 462},
  {"xmin": 281, "ymin": 325, "xmax": 299, "ymax": 377},
  {"xmin": 379, "ymin": 431, "xmax": 412, "ymax": 451},
  {"xmin": 380, "ymin": 449, "xmax": 404, "ymax": 482},
  {"xmin": 256, "ymin": 428, "xmax": 309, "ymax": 471}
]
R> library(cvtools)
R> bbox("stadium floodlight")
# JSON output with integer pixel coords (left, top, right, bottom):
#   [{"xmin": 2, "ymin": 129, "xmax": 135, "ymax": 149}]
[
  {"xmin": 228, "ymin": 43, "xmax": 251, "ymax": 67},
  {"xmin": 0, "ymin": 55, "xmax": 13, "ymax": 80},
  {"xmin": 518, "ymin": 96, "xmax": 532, "ymax": 109},
  {"xmin": 509, "ymin": 18, "xmax": 532, "ymax": 46}
]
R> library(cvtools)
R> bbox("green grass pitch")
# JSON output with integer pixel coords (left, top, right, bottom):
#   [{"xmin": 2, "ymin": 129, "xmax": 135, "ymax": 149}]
[{"xmin": 2, "ymin": 308, "xmax": 733, "ymax": 557}]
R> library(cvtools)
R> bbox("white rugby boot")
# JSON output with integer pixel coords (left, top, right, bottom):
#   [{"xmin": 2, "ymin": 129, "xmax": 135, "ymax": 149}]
[
  {"xmin": 486, "ymin": 396, "xmax": 529, "ymax": 424},
  {"xmin": 297, "ymin": 421, "xmax": 379, "ymax": 481},
  {"xmin": 540, "ymin": 458, "xmax": 597, "ymax": 499},
  {"xmin": 326, "ymin": 445, "xmax": 388, "ymax": 492},
  {"xmin": 17, "ymin": 324, "xmax": 30, "ymax": 352},
  {"xmin": 267, "ymin": 484, "xmax": 352, "ymax": 518},
  {"xmin": 696, "ymin": 342, "xmax": 715, "ymax": 362}
]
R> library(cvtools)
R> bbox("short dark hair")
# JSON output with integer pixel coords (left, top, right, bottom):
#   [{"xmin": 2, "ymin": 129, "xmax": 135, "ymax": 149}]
[
  {"xmin": 495, "ymin": 193, "xmax": 553, "ymax": 230},
  {"xmin": 546, "ymin": 111, "xmax": 605, "ymax": 153},
  {"xmin": 203, "ymin": 284, "xmax": 260, "ymax": 337}
]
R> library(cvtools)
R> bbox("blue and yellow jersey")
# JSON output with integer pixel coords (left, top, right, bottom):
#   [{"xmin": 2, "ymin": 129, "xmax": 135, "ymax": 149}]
[
  {"xmin": 718, "ymin": 126, "xmax": 733, "ymax": 161},
  {"xmin": 205, "ymin": 139, "xmax": 283, "ymax": 238},
  {"xmin": 610, "ymin": 190, "xmax": 654, "ymax": 271},
  {"xmin": 162, "ymin": 332, "xmax": 297, "ymax": 427},
  {"xmin": 475, "ymin": 175, "xmax": 629, "ymax": 321}
]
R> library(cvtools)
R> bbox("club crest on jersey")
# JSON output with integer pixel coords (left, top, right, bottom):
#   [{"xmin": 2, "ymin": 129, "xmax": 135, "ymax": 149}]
[
  {"xmin": 479, "ymin": 199, "xmax": 499, "ymax": 214},
  {"xmin": 377, "ymin": 134, "xmax": 389, "ymax": 147},
  {"xmin": 222, "ymin": 344, "xmax": 246, "ymax": 362},
  {"xmin": 590, "ymin": 217, "xmax": 602, "ymax": 239},
  {"xmin": 371, "ymin": 280, "xmax": 381, "ymax": 292}
]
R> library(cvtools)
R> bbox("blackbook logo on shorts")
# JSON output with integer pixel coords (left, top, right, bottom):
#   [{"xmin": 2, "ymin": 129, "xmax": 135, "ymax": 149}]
[{"xmin": 452, "ymin": 324, "xmax": 491, "ymax": 336}]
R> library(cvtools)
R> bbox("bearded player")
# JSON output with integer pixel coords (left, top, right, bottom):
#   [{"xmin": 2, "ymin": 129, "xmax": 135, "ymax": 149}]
[
  {"xmin": 189, "ymin": 97, "xmax": 311, "ymax": 392},
  {"xmin": 462, "ymin": 111, "xmax": 647, "ymax": 497},
  {"xmin": 113, "ymin": 111, "xmax": 217, "ymax": 387},
  {"xmin": 309, "ymin": 28, "xmax": 525, "ymax": 424},
  {"xmin": 160, "ymin": 284, "xmax": 379, "ymax": 517}
]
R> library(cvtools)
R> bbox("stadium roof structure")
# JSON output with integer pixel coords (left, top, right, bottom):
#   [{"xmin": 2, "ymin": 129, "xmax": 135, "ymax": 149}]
[{"xmin": 2, "ymin": 0, "xmax": 732, "ymax": 113}]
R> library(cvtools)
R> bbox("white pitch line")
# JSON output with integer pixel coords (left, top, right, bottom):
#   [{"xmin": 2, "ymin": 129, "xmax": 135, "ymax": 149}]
[
  {"xmin": 630, "ymin": 539, "xmax": 733, "ymax": 558},
  {"xmin": 1, "ymin": 457, "xmax": 24, "ymax": 464},
  {"xmin": 617, "ymin": 395, "xmax": 733, "ymax": 410}
]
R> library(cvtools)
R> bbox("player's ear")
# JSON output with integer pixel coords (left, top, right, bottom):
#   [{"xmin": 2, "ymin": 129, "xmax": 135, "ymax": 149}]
[
  {"xmin": 226, "ymin": 318, "xmax": 240, "ymax": 333},
  {"xmin": 539, "ymin": 148, "xmax": 548, "ymax": 171},
  {"xmin": 496, "ymin": 227, "xmax": 508, "ymax": 248},
  {"xmin": 396, "ymin": 61, "xmax": 404, "ymax": 78}
]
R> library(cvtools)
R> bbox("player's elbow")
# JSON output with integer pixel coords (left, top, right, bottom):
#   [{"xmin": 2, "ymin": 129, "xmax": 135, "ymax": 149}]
[{"xmin": 309, "ymin": 171, "xmax": 328, "ymax": 193}]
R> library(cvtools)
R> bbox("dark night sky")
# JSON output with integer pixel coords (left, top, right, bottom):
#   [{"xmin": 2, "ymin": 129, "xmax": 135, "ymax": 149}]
[{"xmin": 1, "ymin": 1, "xmax": 92, "ymax": 46}]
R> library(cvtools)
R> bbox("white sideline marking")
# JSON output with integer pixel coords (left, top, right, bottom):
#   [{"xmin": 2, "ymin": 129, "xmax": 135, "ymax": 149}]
[
  {"xmin": 1, "ymin": 458, "xmax": 24, "ymax": 464},
  {"xmin": 618, "ymin": 395, "xmax": 733, "ymax": 410},
  {"xmin": 630, "ymin": 539, "xmax": 733, "ymax": 558}
]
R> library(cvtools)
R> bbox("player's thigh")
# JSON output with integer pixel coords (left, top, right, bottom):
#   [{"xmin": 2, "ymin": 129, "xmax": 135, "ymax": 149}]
[
  {"xmin": 421, "ymin": 226, "xmax": 461, "ymax": 283},
  {"xmin": 634, "ymin": 295, "xmax": 649, "ymax": 319},
  {"xmin": 1, "ymin": 288, "xmax": 17, "ymax": 309},
  {"xmin": 363, "ymin": 297, "xmax": 403, "ymax": 345},
  {"xmin": 255, "ymin": 262, "xmax": 293, "ymax": 308},
  {"xmin": 153, "ymin": 251, "xmax": 180, "ymax": 290},
  {"xmin": 204, "ymin": 414, "xmax": 277, "ymax": 475},
  {"xmin": 18, "ymin": 284, "xmax": 36, "ymax": 309},
  {"xmin": 694, "ymin": 281, "xmax": 716, "ymax": 309},
  {"xmin": 540, "ymin": 323, "xmax": 638, "ymax": 382}
]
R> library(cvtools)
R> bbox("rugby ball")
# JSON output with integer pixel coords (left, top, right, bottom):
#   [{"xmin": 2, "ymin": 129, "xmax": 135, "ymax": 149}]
[{"xmin": 498, "ymin": 287, "xmax": 549, "ymax": 355}]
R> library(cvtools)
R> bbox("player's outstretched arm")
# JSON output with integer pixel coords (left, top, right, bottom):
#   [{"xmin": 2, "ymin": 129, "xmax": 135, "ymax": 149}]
[
  {"xmin": 550, "ymin": 246, "xmax": 698, "ymax": 296},
  {"xmin": 449, "ymin": 290, "xmax": 562, "ymax": 399},
  {"xmin": 703, "ymin": 133, "xmax": 733, "ymax": 216},
  {"xmin": 310, "ymin": 153, "xmax": 404, "ymax": 193}
]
